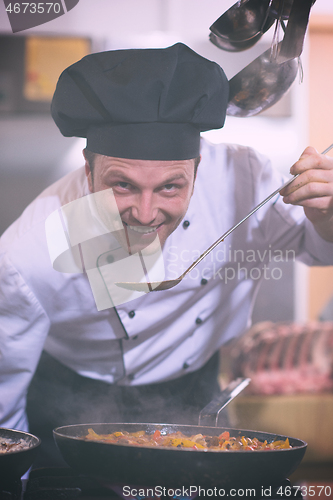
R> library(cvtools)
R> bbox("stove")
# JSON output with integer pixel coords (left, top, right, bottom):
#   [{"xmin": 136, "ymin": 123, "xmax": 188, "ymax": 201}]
[{"xmin": 0, "ymin": 469, "xmax": 304, "ymax": 500}]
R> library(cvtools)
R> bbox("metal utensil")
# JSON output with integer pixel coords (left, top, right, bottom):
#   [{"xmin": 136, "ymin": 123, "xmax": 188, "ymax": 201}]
[
  {"xmin": 199, "ymin": 377, "xmax": 251, "ymax": 426},
  {"xmin": 268, "ymin": 0, "xmax": 293, "ymax": 20},
  {"xmin": 277, "ymin": 0, "xmax": 313, "ymax": 63},
  {"xmin": 209, "ymin": 31, "xmax": 264, "ymax": 53},
  {"xmin": 226, "ymin": 41, "xmax": 298, "ymax": 117},
  {"xmin": 116, "ymin": 144, "xmax": 333, "ymax": 293},
  {"xmin": 210, "ymin": 0, "xmax": 272, "ymax": 44},
  {"xmin": 209, "ymin": 15, "xmax": 274, "ymax": 53}
]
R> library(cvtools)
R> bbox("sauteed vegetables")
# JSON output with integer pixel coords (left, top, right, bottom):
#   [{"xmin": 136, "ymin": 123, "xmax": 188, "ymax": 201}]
[
  {"xmin": 85, "ymin": 429, "xmax": 291, "ymax": 451},
  {"xmin": 0, "ymin": 439, "xmax": 29, "ymax": 454}
]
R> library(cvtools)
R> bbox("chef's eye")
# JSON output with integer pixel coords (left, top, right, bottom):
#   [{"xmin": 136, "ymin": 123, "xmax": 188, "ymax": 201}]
[
  {"xmin": 116, "ymin": 182, "xmax": 131, "ymax": 189},
  {"xmin": 164, "ymin": 184, "xmax": 176, "ymax": 191}
]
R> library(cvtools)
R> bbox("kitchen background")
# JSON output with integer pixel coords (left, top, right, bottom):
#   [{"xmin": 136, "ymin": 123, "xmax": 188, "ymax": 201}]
[{"xmin": 0, "ymin": 0, "xmax": 333, "ymax": 483}]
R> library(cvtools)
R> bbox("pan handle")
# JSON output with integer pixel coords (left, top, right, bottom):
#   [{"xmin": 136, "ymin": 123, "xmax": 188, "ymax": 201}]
[{"xmin": 198, "ymin": 377, "xmax": 251, "ymax": 427}]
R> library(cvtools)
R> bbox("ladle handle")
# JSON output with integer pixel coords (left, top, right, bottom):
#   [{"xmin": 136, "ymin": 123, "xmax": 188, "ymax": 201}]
[
  {"xmin": 277, "ymin": 0, "xmax": 313, "ymax": 62},
  {"xmin": 181, "ymin": 143, "xmax": 333, "ymax": 280},
  {"xmin": 181, "ymin": 174, "xmax": 297, "ymax": 278}
]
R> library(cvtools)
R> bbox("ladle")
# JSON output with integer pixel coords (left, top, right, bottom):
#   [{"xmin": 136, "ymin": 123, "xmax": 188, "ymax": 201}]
[
  {"xmin": 226, "ymin": 41, "xmax": 298, "ymax": 117},
  {"xmin": 209, "ymin": 17, "xmax": 274, "ymax": 53},
  {"xmin": 209, "ymin": 0, "xmax": 316, "ymax": 55},
  {"xmin": 116, "ymin": 144, "xmax": 333, "ymax": 293},
  {"xmin": 210, "ymin": 0, "xmax": 273, "ymax": 44},
  {"xmin": 209, "ymin": 31, "xmax": 263, "ymax": 53}
]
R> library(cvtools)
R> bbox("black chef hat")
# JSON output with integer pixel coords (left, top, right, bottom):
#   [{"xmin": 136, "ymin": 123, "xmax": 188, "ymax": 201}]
[{"xmin": 51, "ymin": 43, "xmax": 229, "ymax": 161}]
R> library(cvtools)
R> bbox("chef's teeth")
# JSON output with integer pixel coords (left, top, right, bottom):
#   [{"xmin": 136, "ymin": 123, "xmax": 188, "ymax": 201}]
[{"xmin": 128, "ymin": 225, "xmax": 157, "ymax": 234}]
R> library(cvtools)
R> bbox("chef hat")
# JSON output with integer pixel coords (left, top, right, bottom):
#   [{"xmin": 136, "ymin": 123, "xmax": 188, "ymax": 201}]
[{"xmin": 51, "ymin": 43, "xmax": 229, "ymax": 161}]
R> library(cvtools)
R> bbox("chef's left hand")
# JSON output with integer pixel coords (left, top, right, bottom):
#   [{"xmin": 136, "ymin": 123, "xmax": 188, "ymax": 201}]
[{"xmin": 280, "ymin": 146, "xmax": 333, "ymax": 242}]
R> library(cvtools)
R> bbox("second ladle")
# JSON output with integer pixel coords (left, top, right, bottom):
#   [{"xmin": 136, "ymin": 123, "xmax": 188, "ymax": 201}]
[
  {"xmin": 116, "ymin": 144, "xmax": 333, "ymax": 293},
  {"xmin": 226, "ymin": 41, "xmax": 299, "ymax": 117}
]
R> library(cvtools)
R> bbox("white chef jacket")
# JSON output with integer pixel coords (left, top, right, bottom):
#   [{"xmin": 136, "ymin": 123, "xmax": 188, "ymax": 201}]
[{"xmin": 1, "ymin": 139, "xmax": 333, "ymax": 433}]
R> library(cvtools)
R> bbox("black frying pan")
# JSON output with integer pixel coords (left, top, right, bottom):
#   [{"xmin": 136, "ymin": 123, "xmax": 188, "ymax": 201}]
[
  {"xmin": 53, "ymin": 423, "xmax": 307, "ymax": 490},
  {"xmin": 0, "ymin": 428, "xmax": 41, "ymax": 481}
]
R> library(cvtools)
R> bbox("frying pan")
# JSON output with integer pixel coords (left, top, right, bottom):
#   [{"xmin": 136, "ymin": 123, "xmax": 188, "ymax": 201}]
[
  {"xmin": 0, "ymin": 427, "xmax": 41, "ymax": 481},
  {"xmin": 53, "ymin": 423, "xmax": 307, "ymax": 490}
]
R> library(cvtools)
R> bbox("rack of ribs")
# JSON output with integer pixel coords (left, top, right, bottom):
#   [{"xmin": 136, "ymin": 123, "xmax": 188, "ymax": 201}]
[{"xmin": 228, "ymin": 322, "xmax": 333, "ymax": 395}]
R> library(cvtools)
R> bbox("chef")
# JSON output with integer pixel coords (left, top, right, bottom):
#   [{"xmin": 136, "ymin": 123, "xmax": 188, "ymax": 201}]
[{"xmin": 0, "ymin": 43, "xmax": 333, "ymax": 466}]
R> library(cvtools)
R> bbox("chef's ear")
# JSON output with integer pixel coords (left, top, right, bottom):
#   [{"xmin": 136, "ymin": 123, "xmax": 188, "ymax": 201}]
[
  {"xmin": 83, "ymin": 148, "xmax": 94, "ymax": 192},
  {"xmin": 194, "ymin": 155, "xmax": 201, "ymax": 182},
  {"xmin": 191, "ymin": 155, "xmax": 201, "ymax": 195}
]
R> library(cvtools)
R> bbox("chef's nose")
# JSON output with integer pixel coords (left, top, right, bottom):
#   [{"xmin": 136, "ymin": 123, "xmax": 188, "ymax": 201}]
[{"xmin": 131, "ymin": 193, "xmax": 158, "ymax": 225}]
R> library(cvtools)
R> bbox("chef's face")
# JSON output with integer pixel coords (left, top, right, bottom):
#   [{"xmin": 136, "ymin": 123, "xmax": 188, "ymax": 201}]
[{"xmin": 84, "ymin": 152, "xmax": 198, "ymax": 253}]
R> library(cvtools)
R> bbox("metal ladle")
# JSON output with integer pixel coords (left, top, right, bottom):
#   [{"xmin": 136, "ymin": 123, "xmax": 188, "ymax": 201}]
[
  {"xmin": 116, "ymin": 144, "xmax": 333, "ymax": 293},
  {"xmin": 209, "ymin": 0, "xmax": 315, "ymax": 53},
  {"xmin": 226, "ymin": 40, "xmax": 299, "ymax": 117},
  {"xmin": 209, "ymin": 31, "xmax": 264, "ymax": 53},
  {"xmin": 209, "ymin": 16, "xmax": 275, "ymax": 53},
  {"xmin": 210, "ymin": 0, "xmax": 274, "ymax": 46}
]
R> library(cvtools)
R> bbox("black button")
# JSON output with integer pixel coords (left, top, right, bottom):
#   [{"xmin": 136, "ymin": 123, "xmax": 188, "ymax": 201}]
[
  {"xmin": 201, "ymin": 278, "xmax": 208, "ymax": 285},
  {"xmin": 182, "ymin": 220, "xmax": 190, "ymax": 229},
  {"xmin": 132, "ymin": 335, "xmax": 138, "ymax": 340},
  {"xmin": 128, "ymin": 373, "xmax": 135, "ymax": 380},
  {"xmin": 128, "ymin": 310, "xmax": 135, "ymax": 318},
  {"xmin": 195, "ymin": 317, "xmax": 203, "ymax": 325},
  {"xmin": 183, "ymin": 362, "xmax": 190, "ymax": 370},
  {"xmin": 106, "ymin": 254, "xmax": 114, "ymax": 264}
]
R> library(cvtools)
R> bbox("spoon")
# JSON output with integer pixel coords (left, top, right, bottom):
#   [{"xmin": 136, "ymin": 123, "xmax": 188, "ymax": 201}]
[
  {"xmin": 116, "ymin": 144, "xmax": 333, "ymax": 293},
  {"xmin": 226, "ymin": 41, "xmax": 298, "ymax": 117}
]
